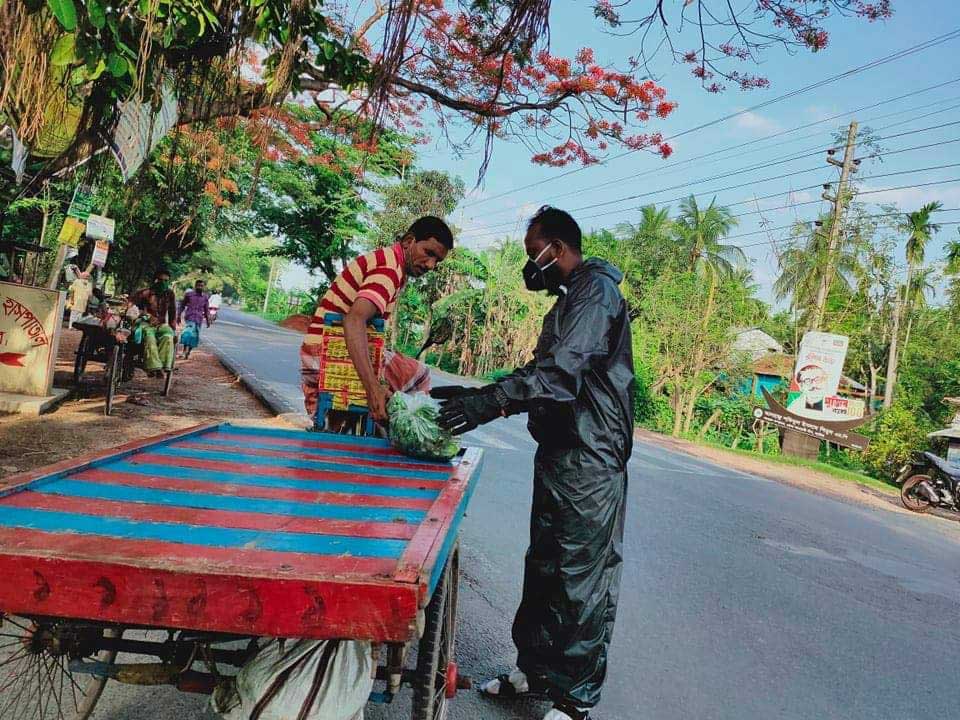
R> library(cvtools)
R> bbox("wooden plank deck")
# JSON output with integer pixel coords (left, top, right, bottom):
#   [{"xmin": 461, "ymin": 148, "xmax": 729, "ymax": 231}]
[{"xmin": 0, "ymin": 423, "xmax": 483, "ymax": 642}]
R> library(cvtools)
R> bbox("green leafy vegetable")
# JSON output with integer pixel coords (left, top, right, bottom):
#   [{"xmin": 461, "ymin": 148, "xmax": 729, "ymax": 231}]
[{"xmin": 387, "ymin": 392, "xmax": 460, "ymax": 461}]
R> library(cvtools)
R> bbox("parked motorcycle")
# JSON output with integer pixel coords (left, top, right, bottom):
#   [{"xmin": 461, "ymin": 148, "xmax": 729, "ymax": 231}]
[{"xmin": 894, "ymin": 451, "xmax": 960, "ymax": 514}]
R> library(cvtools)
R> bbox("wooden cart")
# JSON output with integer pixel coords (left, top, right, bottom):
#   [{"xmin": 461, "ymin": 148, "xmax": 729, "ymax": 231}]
[{"xmin": 0, "ymin": 423, "xmax": 483, "ymax": 720}]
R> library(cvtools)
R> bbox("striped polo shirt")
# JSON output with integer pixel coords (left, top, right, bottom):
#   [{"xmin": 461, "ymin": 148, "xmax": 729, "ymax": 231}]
[{"xmin": 304, "ymin": 243, "xmax": 406, "ymax": 345}]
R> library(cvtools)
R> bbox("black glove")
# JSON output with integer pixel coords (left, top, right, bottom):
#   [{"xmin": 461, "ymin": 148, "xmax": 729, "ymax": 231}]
[
  {"xmin": 429, "ymin": 385, "xmax": 489, "ymax": 400},
  {"xmin": 438, "ymin": 387, "xmax": 508, "ymax": 435}
]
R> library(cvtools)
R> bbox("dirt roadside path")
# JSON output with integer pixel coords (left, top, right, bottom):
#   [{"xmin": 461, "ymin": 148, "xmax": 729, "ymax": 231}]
[{"xmin": 2, "ymin": 327, "xmax": 290, "ymax": 481}]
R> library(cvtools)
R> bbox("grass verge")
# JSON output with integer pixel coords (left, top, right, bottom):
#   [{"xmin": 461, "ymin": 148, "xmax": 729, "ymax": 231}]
[{"xmin": 696, "ymin": 438, "xmax": 899, "ymax": 496}]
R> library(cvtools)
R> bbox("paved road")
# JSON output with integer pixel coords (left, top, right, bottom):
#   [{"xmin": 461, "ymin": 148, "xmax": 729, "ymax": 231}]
[{"xmin": 92, "ymin": 308, "xmax": 960, "ymax": 720}]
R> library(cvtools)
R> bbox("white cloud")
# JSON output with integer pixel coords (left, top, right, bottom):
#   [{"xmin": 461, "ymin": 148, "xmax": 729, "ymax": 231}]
[
  {"xmin": 858, "ymin": 183, "xmax": 960, "ymax": 209},
  {"xmin": 734, "ymin": 111, "xmax": 783, "ymax": 135},
  {"xmin": 804, "ymin": 105, "xmax": 841, "ymax": 123}
]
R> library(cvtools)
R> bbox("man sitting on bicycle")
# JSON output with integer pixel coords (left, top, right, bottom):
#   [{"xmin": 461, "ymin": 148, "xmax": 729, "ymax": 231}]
[{"xmin": 130, "ymin": 268, "xmax": 178, "ymax": 376}]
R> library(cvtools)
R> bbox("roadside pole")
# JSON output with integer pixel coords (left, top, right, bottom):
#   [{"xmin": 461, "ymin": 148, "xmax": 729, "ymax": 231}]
[
  {"xmin": 783, "ymin": 121, "xmax": 859, "ymax": 460},
  {"xmin": 812, "ymin": 120, "xmax": 859, "ymax": 330}
]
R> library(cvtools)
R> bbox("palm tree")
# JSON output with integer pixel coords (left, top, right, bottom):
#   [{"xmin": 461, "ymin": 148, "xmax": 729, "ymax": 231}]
[
  {"xmin": 674, "ymin": 195, "xmax": 744, "ymax": 276},
  {"xmin": 944, "ymin": 232, "xmax": 960, "ymax": 325},
  {"xmin": 883, "ymin": 201, "xmax": 942, "ymax": 408},
  {"xmin": 732, "ymin": 267, "xmax": 769, "ymax": 324},
  {"xmin": 629, "ymin": 204, "xmax": 674, "ymax": 247},
  {"xmin": 672, "ymin": 195, "xmax": 744, "ymax": 433},
  {"xmin": 901, "ymin": 265, "xmax": 937, "ymax": 355},
  {"xmin": 773, "ymin": 214, "xmax": 858, "ymax": 326},
  {"xmin": 944, "ymin": 233, "xmax": 960, "ymax": 275}
]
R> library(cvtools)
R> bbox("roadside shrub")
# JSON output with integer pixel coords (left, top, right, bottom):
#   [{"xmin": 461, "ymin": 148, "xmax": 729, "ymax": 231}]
[{"xmin": 859, "ymin": 402, "xmax": 932, "ymax": 480}]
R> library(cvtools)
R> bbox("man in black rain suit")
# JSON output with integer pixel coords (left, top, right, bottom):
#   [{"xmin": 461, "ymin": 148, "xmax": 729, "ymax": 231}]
[{"xmin": 433, "ymin": 206, "xmax": 634, "ymax": 720}]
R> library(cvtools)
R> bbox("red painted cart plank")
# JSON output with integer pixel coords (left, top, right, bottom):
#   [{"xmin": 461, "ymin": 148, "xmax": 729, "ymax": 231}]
[
  {"xmin": 0, "ymin": 422, "xmax": 218, "ymax": 497},
  {"xmin": 0, "ymin": 528, "xmax": 397, "ymax": 580},
  {"xmin": 0, "ymin": 552, "xmax": 419, "ymax": 642},
  {"xmin": 69, "ymin": 468, "xmax": 434, "ymax": 511},
  {"xmin": 130, "ymin": 453, "xmax": 447, "ymax": 491},
  {"xmin": 202, "ymin": 430, "xmax": 412, "ymax": 458},
  {"xmin": 3, "ymin": 492, "xmax": 418, "ymax": 540},
  {"xmin": 176, "ymin": 440, "xmax": 448, "ymax": 473}
]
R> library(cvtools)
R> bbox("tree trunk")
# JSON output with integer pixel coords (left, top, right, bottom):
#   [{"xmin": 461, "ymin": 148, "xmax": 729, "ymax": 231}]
[
  {"xmin": 883, "ymin": 290, "xmax": 903, "ymax": 408},
  {"xmin": 698, "ymin": 408, "xmax": 723, "ymax": 439},
  {"xmin": 902, "ymin": 314, "xmax": 914, "ymax": 362},
  {"xmin": 671, "ymin": 388, "xmax": 685, "ymax": 437},
  {"xmin": 682, "ymin": 389, "xmax": 698, "ymax": 435}
]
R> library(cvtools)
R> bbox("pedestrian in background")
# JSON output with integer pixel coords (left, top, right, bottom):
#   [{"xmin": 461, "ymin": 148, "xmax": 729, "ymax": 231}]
[{"xmin": 178, "ymin": 279, "xmax": 211, "ymax": 358}]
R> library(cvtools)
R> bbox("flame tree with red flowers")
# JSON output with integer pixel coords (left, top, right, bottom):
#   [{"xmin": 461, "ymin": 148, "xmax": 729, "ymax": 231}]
[{"xmin": 1, "ymin": 0, "xmax": 891, "ymax": 185}]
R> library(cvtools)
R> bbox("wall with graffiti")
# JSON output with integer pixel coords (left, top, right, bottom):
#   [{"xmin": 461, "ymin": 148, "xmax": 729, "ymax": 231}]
[{"xmin": 0, "ymin": 282, "xmax": 64, "ymax": 396}]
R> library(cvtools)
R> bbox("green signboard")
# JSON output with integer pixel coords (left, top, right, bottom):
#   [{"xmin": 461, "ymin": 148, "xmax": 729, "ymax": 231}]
[{"xmin": 66, "ymin": 185, "xmax": 94, "ymax": 221}]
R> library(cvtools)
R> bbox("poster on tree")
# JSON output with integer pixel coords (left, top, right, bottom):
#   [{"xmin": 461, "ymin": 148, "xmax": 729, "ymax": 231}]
[
  {"xmin": 86, "ymin": 214, "xmax": 115, "ymax": 243},
  {"xmin": 91, "ymin": 240, "xmax": 110, "ymax": 268},
  {"xmin": 0, "ymin": 281, "xmax": 64, "ymax": 396}
]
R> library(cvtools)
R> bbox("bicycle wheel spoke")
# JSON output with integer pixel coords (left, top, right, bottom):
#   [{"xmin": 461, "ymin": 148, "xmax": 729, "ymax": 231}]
[
  {"xmin": 0, "ymin": 646, "xmax": 32, "ymax": 669},
  {"xmin": 57, "ymin": 658, "xmax": 65, "ymax": 720},
  {"xmin": 60, "ymin": 665, "xmax": 85, "ymax": 697},
  {"xmin": 2, "ymin": 616, "xmax": 34, "ymax": 633},
  {"xmin": 35, "ymin": 655, "xmax": 44, "ymax": 720},
  {"xmin": 41, "ymin": 653, "xmax": 65, "ymax": 720},
  {"xmin": 2, "ymin": 661, "xmax": 33, "ymax": 720},
  {"xmin": 55, "ymin": 656, "xmax": 82, "ymax": 712}
]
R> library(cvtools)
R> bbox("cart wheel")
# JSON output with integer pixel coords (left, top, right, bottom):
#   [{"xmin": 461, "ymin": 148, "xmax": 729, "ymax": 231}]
[
  {"xmin": 73, "ymin": 336, "xmax": 88, "ymax": 385},
  {"xmin": 104, "ymin": 345, "xmax": 121, "ymax": 416},
  {"xmin": 0, "ymin": 614, "xmax": 122, "ymax": 720},
  {"xmin": 162, "ymin": 367, "xmax": 174, "ymax": 397},
  {"xmin": 411, "ymin": 546, "xmax": 459, "ymax": 720}
]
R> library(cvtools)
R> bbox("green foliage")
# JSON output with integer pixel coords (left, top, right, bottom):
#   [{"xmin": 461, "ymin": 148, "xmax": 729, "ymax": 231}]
[
  {"xmin": 859, "ymin": 403, "xmax": 933, "ymax": 480},
  {"xmin": 251, "ymin": 111, "xmax": 409, "ymax": 285},
  {"xmin": 370, "ymin": 170, "xmax": 465, "ymax": 247},
  {"xmin": 691, "ymin": 392, "xmax": 757, "ymax": 448}
]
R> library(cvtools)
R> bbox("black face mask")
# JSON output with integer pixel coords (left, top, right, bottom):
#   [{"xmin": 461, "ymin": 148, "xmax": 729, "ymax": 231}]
[{"xmin": 523, "ymin": 244, "xmax": 564, "ymax": 294}]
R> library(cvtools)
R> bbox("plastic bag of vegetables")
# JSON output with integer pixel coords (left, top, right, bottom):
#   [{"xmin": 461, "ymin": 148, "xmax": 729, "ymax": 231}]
[{"xmin": 387, "ymin": 392, "xmax": 460, "ymax": 461}]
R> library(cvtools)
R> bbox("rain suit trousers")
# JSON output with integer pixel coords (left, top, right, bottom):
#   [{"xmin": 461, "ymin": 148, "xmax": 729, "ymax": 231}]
[{"xmin": 512, "ymin": 444, "xmax": 627, "ymax": 708}]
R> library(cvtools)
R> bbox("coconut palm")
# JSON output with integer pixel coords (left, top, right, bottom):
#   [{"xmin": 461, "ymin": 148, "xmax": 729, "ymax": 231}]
[
  {"xmin": 944, "ymin": 232, "xmax": 960, "ymax": 275},
  {"xmin": 670, "ymin": 196, "xmax": 744, "ymax": 432},
  {"xmin": 773, "ymin": 214, "xmax": 858, "ymax": 323},
  {"xmin": 674, "ymin": 195, "xmax": 744, "ymax": 276},
  {"xmin": 883, "ymin": 201, "xmax": 943, "ymax": 407}
]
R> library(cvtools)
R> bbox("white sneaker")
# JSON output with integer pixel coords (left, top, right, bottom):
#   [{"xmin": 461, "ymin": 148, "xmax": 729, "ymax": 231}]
[
  {"xmin": 543, "ymin": 704, "xmax": 591, "ymax": 720},
  {"xmin": 479, "ymin": 668, "xmax": 529, "ymax": 696}
]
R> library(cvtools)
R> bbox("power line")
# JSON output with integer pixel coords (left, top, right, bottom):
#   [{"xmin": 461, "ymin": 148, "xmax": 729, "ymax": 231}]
[
  {"xmin": 464, "ymin": 31, "xmax": 960, "ymax": 208},
  {"xmin": 468, "ymin": 147, "xmax": 960, "ymax": 237},
  {"xmin": 476, "ymin": 118, "xmax": 960, "ymax": 222},
  {"xmin": 538, "ymin": 97, "xmax": 960, "ymax": 207},
  {"xmin": 735, "ymin": 210, "xmax": 960, "ymax": 250}
]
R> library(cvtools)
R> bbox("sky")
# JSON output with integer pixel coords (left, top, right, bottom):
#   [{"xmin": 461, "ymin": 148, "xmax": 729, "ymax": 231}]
[
  {"xmin": 414, "ymin": 0, "xmax": 960, "ymax": 302},
  {"xmin": 284, "ymin": 1, "xmax": 960, "ymax": 300}
]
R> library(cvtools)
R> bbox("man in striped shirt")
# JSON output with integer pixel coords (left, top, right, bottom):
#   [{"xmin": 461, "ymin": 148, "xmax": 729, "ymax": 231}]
[{"xmin": 300, "ymin": 216, "xmax": 454, "ymax": 425}]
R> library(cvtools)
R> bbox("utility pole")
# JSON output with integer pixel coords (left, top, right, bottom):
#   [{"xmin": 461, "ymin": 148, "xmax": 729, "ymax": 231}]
[{"xmin": 812, "ymin": 120, "xmax": 859, "ymax": 330}]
